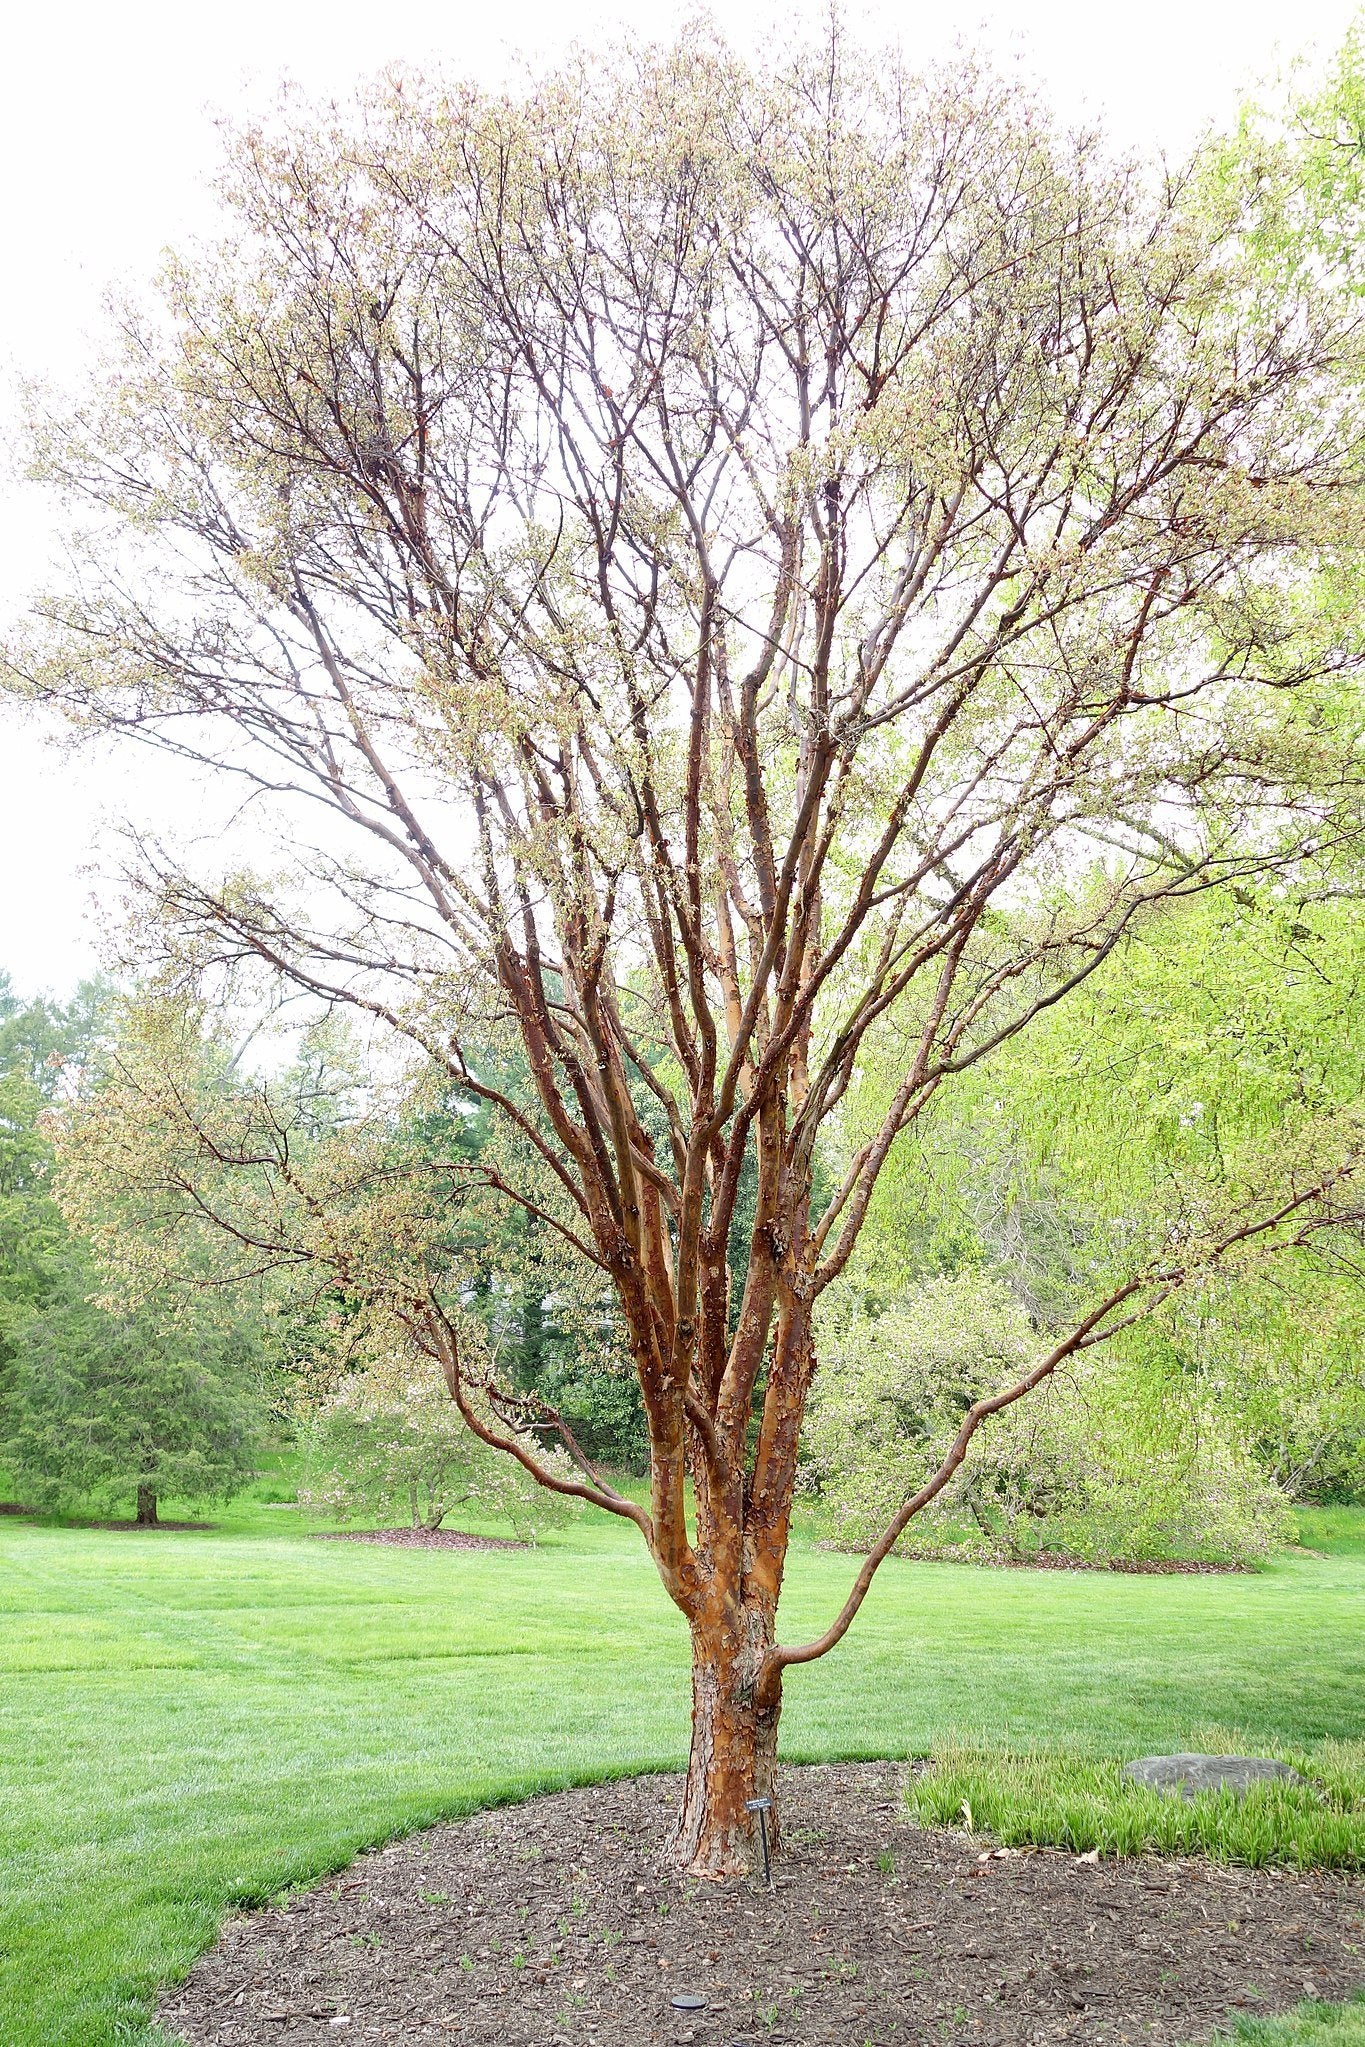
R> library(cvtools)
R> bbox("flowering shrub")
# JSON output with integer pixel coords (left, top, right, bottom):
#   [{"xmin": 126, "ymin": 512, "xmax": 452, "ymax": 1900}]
[
  {"xmin": 297, "ymin": 1348, "xmax": 578, "ymax": 1543},
  {"xmin": 803, "ymin": 1271, "xmax": 1292, "ymax": 1565}
]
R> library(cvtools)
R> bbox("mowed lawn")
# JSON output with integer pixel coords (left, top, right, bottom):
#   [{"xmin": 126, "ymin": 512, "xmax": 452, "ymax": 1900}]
[{"xmin": 2, "ymin": 1502, "xmax": 1363, "ymax": 2047}]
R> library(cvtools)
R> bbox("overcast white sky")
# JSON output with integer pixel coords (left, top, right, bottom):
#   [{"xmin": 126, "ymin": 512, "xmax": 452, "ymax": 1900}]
[{"xmin": 1, "ymin": 0, "xmax": 1359, "ymax": 999}]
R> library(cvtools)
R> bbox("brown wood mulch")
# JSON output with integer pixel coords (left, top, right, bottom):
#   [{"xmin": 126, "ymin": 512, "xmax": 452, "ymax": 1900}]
[
  {"xmin": 158, "ymin": 1763, "xmax": 1365, "ymax": 2047},
  {"xmin": 311, "ymin": 1530, "xmax": 528, "ymax": 1552},
  {"xmin": 824, "ymin": 1549, "xmax": 1248, "ymax": 1576}
]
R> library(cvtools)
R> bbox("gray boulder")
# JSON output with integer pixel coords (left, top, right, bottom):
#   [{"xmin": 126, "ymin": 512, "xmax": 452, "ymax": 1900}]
[{"xmin": 1123, "ymin": 1753, "xmax": 1306, "ymax": 1799}]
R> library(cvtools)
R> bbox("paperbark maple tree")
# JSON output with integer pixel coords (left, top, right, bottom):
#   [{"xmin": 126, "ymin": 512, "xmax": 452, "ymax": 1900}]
[{"xmin": 12, "ymin": 31, "xmax": 1365, "ymax": 1872}]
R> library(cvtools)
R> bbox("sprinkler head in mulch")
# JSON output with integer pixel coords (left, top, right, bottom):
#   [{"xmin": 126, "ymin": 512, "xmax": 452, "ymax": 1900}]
[{"xmin": 670, "ymin": 1992, "xmax": 708, "ymax": 2012}]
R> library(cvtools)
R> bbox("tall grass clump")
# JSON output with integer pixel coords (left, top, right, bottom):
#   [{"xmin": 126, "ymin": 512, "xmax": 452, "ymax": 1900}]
[
  {"xmin": 907, "ymin": 1737, "xmax": 1365, "ymax": 1870},
  {"xmin": 1199, "ymin": 1991, "xmax": 1365, "ymax": 2047}
]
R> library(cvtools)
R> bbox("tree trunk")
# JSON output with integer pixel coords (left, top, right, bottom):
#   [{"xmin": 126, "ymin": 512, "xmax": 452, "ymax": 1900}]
[
  {"xmin": 135, "ymin": 1485, "xmax": 159, "ymax": 1527},
  {"xmin": 670, "ymin": 1609, "xmax": 782, "ymax": 1877}
]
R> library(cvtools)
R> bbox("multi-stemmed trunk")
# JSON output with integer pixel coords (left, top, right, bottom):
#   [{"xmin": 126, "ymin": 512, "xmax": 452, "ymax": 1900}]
[
  {"xmin": 135, "ymin": 1485, "xmax": 159, "ymax": 1527},
  {"xmin": 672, "ymin": 1612, "xmax": 783, "ymax": 1875}
]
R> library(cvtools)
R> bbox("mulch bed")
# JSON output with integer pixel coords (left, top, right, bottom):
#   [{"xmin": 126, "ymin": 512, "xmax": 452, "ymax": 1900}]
[
  {"xmin": 825, "ymin": 1548, "xmax": 1248, "ymax": 1575},
  {"xmin": 916, "ymin": 1555, "xmax": 1249, "ymax": 1575},
  {"xmin": 159, "ymin": 1762, "xmax": 1365, "ymax": 2047},
  {"xmin": 312, "ymin": 1529, "xmax": 527, "ymax": 1552}
]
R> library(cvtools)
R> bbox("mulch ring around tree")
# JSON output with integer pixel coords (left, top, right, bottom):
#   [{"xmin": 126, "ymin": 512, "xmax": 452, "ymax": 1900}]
[
  {"xmin": 311, "ymin": 1529, "xmax": 527, "ymax": 1552},
  {"xmin": 819, "ymin": 1548, "xmax": 1250, "ymax": 1576},
  {"xmin": 159, "ymin": 1762, "xmax": 1365, "ymax": 2047}
]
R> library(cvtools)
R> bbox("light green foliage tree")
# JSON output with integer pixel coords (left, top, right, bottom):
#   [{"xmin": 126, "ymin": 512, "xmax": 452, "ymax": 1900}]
[
  {"xmin": 1189, "ymin": 1276, "xmax": 1365, "ymax": 1499},
  {"xmin": 841, "ymin": 884, "xmax": 1365, "ymax": 1507},
  {"xmin": 298, "ymin": 1340, "xmax": 578, "ymax": 1540},
  {"xmin": 805, "ymin": 1270, "xmax": 1292, "ymax": 1563}
]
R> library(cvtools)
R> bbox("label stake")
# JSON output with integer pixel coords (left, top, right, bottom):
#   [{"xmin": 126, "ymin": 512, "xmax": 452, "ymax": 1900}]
[{"xmin": 744, "ymin": 1793, "xmax": 773, "ymax": 1889}]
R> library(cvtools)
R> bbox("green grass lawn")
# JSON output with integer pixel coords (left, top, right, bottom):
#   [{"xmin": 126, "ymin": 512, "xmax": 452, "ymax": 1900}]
[
  {"xmin": 1, "ymin": 1496, "xmax": 1362, "ymax": 2047},
  {"xmin": 1213, "ymin": 1995, "xmax": 1365, "ymax": 2047}
]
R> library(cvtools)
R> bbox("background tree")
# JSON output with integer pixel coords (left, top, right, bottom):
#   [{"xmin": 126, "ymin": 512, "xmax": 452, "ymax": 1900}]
[
  {"xmin": 0, "ymin": 974, "xmax": 296, "ymax": 1522},
  {"xmin": 2, "ymin": 1268, "xmax": 263, "ymax": 1524},
  {"xmin": 0, "ymin": 973, "xmax": 112, "ymax": 1376},
  {"xmin": 0, "ymin": 974, "xmax": 115, "ymax": 1493},
  {"xmin": 842, "ymin": 880, "xmax": 1365, "ymax": 1507},
  {"xmin": 298, "ymin": 1339, "xmax": 577, "ymax": 1538},
  {"xmin": 414, "ymin": 1060, "xmax": 651, "ymax": 1471},
  {"xmin": 803, "ymin": 1268, "xmax": 1294, "ymax": 1564},
  {"xmin": 12, "ymin": 29, "xmax": 1365, "ymax": 1872}
]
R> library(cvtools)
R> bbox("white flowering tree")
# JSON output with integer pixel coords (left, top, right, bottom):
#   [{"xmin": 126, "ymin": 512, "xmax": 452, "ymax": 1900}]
[
  {"xmin": 299, "ymin": 1344, "xmax": 576, "ymax": 1540},
  {"xmin": 11, "ymin": 29, "xmax": 1365, "ymax": 1871},
  {"xmin": 804, "ymin": 1271, "xmax": 1292, "ymax": 1565}
]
